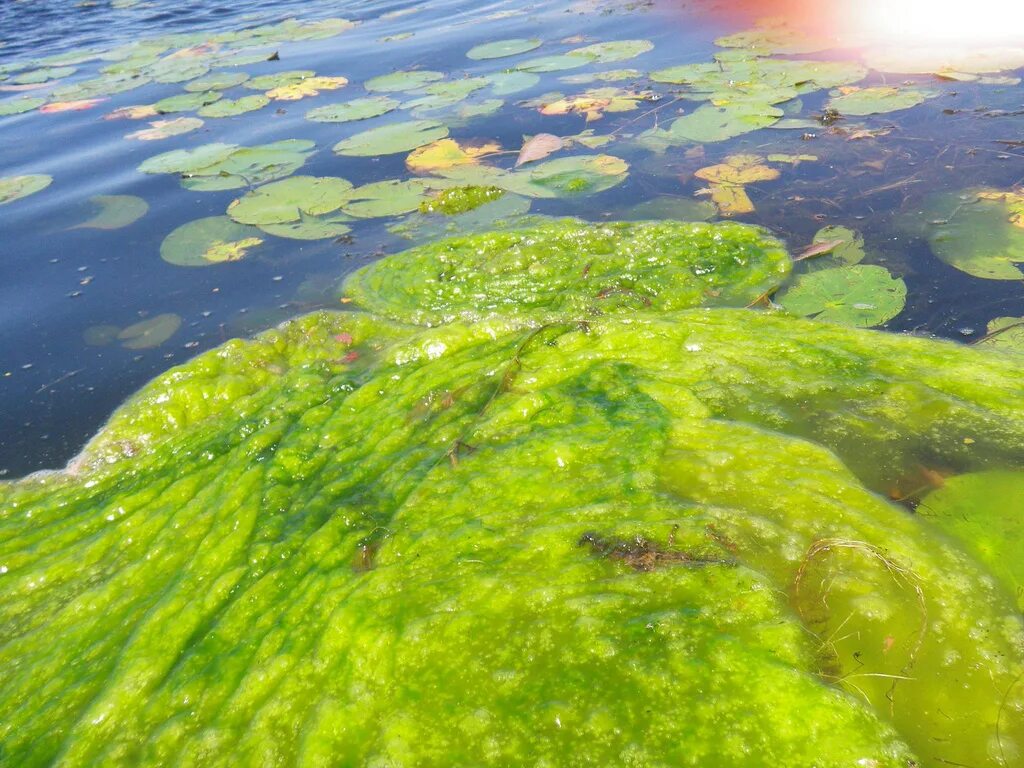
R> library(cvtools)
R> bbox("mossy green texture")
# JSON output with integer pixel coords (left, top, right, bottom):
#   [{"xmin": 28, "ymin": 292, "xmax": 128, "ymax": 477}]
[
  {"xmin": 345, "ymin": 219, "xmax": 791, "ymax": 325},
  {"xmin": 2, "ymin": 222, "xmax": 1024, "ymax": 767},
  {"xmin": 418, "ymin": 184, "xmax": 504, "ymax": 215}
]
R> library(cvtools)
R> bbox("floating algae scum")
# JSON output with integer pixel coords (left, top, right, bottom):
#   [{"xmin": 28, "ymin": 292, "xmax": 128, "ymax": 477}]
[
  {"xmin": 2, "ymin": 220, "xmax": 1024, "ymax": 766},
  {"xmin": 2, "ymin": 0, "xmax": 1024, "ymax": 765}
]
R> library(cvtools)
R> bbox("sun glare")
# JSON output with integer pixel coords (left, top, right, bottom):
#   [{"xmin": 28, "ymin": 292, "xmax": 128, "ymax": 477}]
[{"xmin": 847, "ymin": 0, "xmax": 1024, "ymax": 45}]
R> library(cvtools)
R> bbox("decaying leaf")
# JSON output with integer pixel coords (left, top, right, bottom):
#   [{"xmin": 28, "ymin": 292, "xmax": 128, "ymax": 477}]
[
  {"xmin": 516, "ymin": 133, "xmax": 563, "ymax": 166},
  {"xmin": 694, "ymin": 154, "xmax": 780, "ymax": 215},
  {"xmin": 406, "ymin": 138, "xmax": 500, "ymax": 173}
]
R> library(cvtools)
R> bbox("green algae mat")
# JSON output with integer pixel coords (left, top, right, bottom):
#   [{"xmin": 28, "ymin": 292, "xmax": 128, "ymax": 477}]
[{"xmin": 3, "ymin": 221, "xmax": 1024, "ymax": 767}]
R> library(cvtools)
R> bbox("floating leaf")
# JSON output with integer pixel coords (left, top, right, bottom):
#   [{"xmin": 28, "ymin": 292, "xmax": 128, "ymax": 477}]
[
  {"xmin": 333, "ymin": 120, "xmax": 449, "ymax": 157},
  {"xmin": 160, "ymin": 216, "xmax": 264, "ymax": 266},
  {"xmin": 197, "ymin": 94, "xmax": 269, "ymax": 117},
  {"xmin": 486, "ymin": 71, "xmax": 540, "ymax": 95},
  {"xmin": 777, "ymin": 265, "xmax": 906, "ymax": 327},
  {"xmin": 73, "ymin": 195, "xmax": 148, "ymax": 230},
  {"xmin": 126, "ymin": 116, "xmax": 203, "ymax": 140},
  {"xmin": 117, "ymin": 313, "xmax": 181, "ymax": 349},
  {"xmin": 306, "ymin": 96, "xmax": 398, "ymax": 123},
  {"xmin": 406, "ymin": 138, "xmax": 499, "ymax": 173},
  {"xmin": 341, "ymin": 179, "xmax": 444, "ymax": 218},
  {"xmin": 505, "ymin": 154, "xmax": 629, "ymax": 198},
  {"xmin": 516, "ymin": 54, "xmax": 590, "ymax": 73},
  {"xmin": 694, "ymin": 154, "xmax": 780, "ymax": 215},
  {"xmin": 805, "ymin": 225, "xmax": 865, "ymax": 268},
  {"xmin": 0, "ymin": 96, "xmax": 45, "ymax": 116},
  {"xmin": 106, "ymin": 104, "xmax": 159, "ymax": 119},
  {"xmin": 139, "ymin": 140, "xmax": 315, "ymax": 191},
  {"xmin": 978, "ymin": 316, "xmax": 1024, "ymax": 355},
  {"xmin": 624, "ymin": 196, "xmax": 717, "ymax": 222},
  {"xmin": 0, "ymin": 174, "xmax": 52, "ymax": 205},
  {"xmin": 455, "ymin": 99, "xmax": 504, "ymax": 121},
  {"xmin": 266, "ymin": 75, "xmax": 348, "ymax": 101},
  {"xmin": 715, "ymin": 23, "xmax": 832, "ymax": 55},
  {"xmin": 41, "ymin": 99, "xmax": 105, "ymax": 113},
  {"xmin": 516, "ymin": 133, "xmax": 563, "ymax": 166},
  {"xmin": 137, "ymin": 142, "xmax": 238, "ymax": 175},
  {"xmin": 183, "ymin": 71, "xmax": 249, "ymax": 92},
  {"xmin": 364, "ymin": 70, "xmax": 444, "ymax": 93},
  {"xmin": 539, "ymin": 87, "xmax": 652, "ymax": 121},
  {"xmin": 259, "ymin": 213, "xmax": 353, "ymax": 241},
  {"xmin": 826, "ymin": 86, "xmax": 933, "ymax": 116},
  {"xmin": 924, "ymin": 191, "xmax": 1024, "ymax": 280},
  {"xmin": 664, "ymin": 103, "xmax": 780, "ymax": 145},
  {"xmin": 567, "ymin": 39, "xmax": 653, "ymax": 63},
  {"xmin": 153, "ymin": 90, "xmax": 221, "ymax": 114},
  {"xmin": 560, "ymin": 69, "xmax": 642, "ymax": 84},
  {"xmin": 244, "ymin": 70, "xmax": 314, "ymax": 90},
  {"xmin": 466, "ymin": 38, "xmax": 542, "ymax": 60},
  {"xmin": 227, "ymin": 176, "xmax": 353, "ymax": 225}
]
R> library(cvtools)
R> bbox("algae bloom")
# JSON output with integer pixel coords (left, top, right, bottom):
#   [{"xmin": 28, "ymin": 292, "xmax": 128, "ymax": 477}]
[{"xmin": 1, "ymin": 221, "xmax": 1023, "ymax": 766}]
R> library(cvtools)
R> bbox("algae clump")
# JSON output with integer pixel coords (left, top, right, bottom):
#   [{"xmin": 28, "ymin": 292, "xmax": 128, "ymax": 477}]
[{"xmin": 1, "ymin": 221, "xmax": 1023, "ymax": 767}]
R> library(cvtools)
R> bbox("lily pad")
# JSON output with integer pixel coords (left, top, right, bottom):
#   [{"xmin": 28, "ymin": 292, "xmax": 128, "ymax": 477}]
[
  {"xmin": 258, "ymin": 213, "xmax": 353, "ymax": 241},
  {"xmin": 826, "ymin": 87, "xmax": 933, "ymax": 116},
  {"xmin": 515, "ymin": 54, "xmax": 590, "ymax": 73},
  {"xmin": 406, "ymin": 138, "xmax": 499, "ymax": 173},
  {"xmin": 166, "ymin": 140, "xmax": 316, "ymax": 192},
  {"xmin": 117, "ymin": 313, "xmax": 181, "ymax": 349},
  {"xmin": 924, "ymin": 191, "xmax": 1024, "ymax": 280},
  {"xmin": 978, "ymin": 316, "xmax": 1024, "ymax": 355},
  {"xmin": 624, "ymin": 196, "xmax": 717, "ymax": 222},
  {"xmin": 73, "ymin": 195, "xmax": 148, "ymax": 230},
  {"xmin": 306, "ymin": 96, "xmax": 399, "ymax": 123},
  {"xmin": 0, "ymin": 174, "xmax": 52, "ymax": 205},
  {"xmin": 567, "ymin": 39, "xmax": 653, "ymax": 63},
  {"xmin": 126, "ymin": 117, "xmax": 204, "ymax": 140},
  {"xmin": 806, "ymin": 225, "xmax": 866, "ymax": 268},
  {"xmin": 9, "ymin": 65, "xmax": 76, "ymax": 85},
  {"xmin": 363, "ymin": 70, "xmax": 444, "ymax": 93},
  {"xmin": 777, "ymin": 265, "xmax": 907, "ymax": 327},
  {"xmin": 183, "ymin": 71, "xmax": 249, "ymax": 91},
  {"xmin": 137, "ymin": 142, "xmax": 238, "ymax": 175},
  {"xmin": 153, "ymin": 90, "xmax": 222, "ymax": 114},
  {"xmin": 197, "ymin": 94, "xmax": 269, "ymax": 117},
  {"xmin": 333, "ymin": 120, "xmax": 449, "ymax": 157},
  {"xmin": 338, "ymin": 179, "xmax": 438, "ymax": 218},
  {"xmin": 82, "ymin": 324, "xmax": 121, "ymax": 346},
  {"xmin": 160, "ymin": 216, "xmax": 264, "ymax": 266},
  {"xmin": 244, "ymin": 70, "xmax": 315, "ymax": 91},
  {"xmin": 486, "ymin": 71, "xmax": 540, "ymax": 95},
  {"xmin": 227, "ymin": 176, "xmax": 354, "ymax": 225},
  {"xmin": 466, "ymin": 38, "xmax": 542, "ymax": 60},
  {"xmin": 266, "ymin": 76, "xmax": 348, "ymax": 101},
  {"xmin": 0, "ymin": 96, "xmax": 45, "ymax": 116}
]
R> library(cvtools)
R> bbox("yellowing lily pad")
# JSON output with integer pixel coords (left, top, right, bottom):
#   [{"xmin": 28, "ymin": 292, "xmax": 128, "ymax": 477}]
[
  {"xmin": 117, "ymin": 313, "xmax": 181, "ymax": 349},
  {"xmin": 160, "ymin": 215, "xmax": 264, "ymax": 266},
  {"xmin": 266, "ymin": 75, "xmax": 348, "ymax": 101},
  {"xmin": 406, "ymin": 138, "xmax": 500, "ymax": 173},
  {"xmin": 0, "ymin": 174, "xmax": 52, "ymax": 205},
  {"xmin": 306, "ymin": 96, "xmax": 398, "ymax": 123},
  {"xmin": 333, "ymin": 120, "xmax": 449, "ymax": 157},
  {"xmin": 126, "ymin": 116, "xmax": 203, "ymax": 140},
  {"xmin": 73, "ymin": 195, "xmax": 148, "ymax": 230},
  {"xmin": 466, "ymin": 38, "xmax": 542, "ymax": 60},
  {"xmin": 694, "ymin": 154, "xmax": 780, "ymax": 215},
  {"xmin": 244, "ymin": 70, "xmax": 315, "ymax": 90},
  {"xmin": 777, "ymin": 265, "xmax": 907, "ymax": 327},
  {"xmin": 227, "ymin": 176, "xmax": 353, "ymax": 226}
]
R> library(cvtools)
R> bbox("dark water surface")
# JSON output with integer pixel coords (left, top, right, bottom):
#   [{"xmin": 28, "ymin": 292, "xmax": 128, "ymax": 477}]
[{"xmin": 1, "ymin": 0, "xmax": 1022, "ymax": 477}]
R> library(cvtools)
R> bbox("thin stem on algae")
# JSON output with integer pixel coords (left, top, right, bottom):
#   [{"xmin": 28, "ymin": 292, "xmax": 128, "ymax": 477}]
[{"xmin": 793, "ymin": 538, "xmax": 928, "ymax": 717}]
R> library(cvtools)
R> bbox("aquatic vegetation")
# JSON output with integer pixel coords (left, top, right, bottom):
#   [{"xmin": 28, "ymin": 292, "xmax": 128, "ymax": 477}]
[
  {"xmin": 72, "ymin": 194, "xmax": 148, "ymax": 230},
  {"xmin": 125, "ymin": 116, "xmax": 203, "ymax": 140},
  {"xmin": 160, "ymin": 216, "xmax": 264, "ymax": 267},
  {"xmin": 466, "ymin": 37, "xmax": 542, "ymax": 60},
  {"xmin": 419, "ymin": 185, "xmax": 504, "ymax": 215},
  {"xmin": 333, "ymin": 119, "xmax": 449, "ymax": 156},
  {"xmin": 922, "ymin": 189, "xmax": 1024, "ymax": 280},
  {"xmin": 2, "ymin": 221, "xmax": 1023, "ymax": 767},
  {"xmin": 1, "ymin": 174, "xmax": 52, "ymax": 204},
  {"xmin": 776, "ymin": 264, "xmax": 907, "ymax": 328},
  {"xmin": 693, "ymin": 153, "xmax": 780, "ymax": 215},
  {"xmin": 825, "ymin": 86, "xmax": 935, "ymax": 116},
  {"xmin": 138, "ymin": 140, "xmax": 316, "ymax": 191},
  {"xmin": 305, "ymin": 95, "xmax": 399, "ymax": 123}
]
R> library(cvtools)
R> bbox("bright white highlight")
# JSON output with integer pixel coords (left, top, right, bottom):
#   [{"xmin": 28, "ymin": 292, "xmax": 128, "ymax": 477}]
[{"xmin": 848, "ymin": 0, "xmax": 1024, "ymax": 44}]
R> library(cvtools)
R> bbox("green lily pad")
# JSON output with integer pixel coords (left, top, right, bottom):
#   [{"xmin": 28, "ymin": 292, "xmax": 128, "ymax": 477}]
[
  {"xmin": 49, "ymin": 73, "xmax": 150, "ymax": 102},
  {"xmin": 363, "ymin": 70, "xmax": 444, "ymax": 93},
  {"xmin": 227, "ymin": 176, "xmax": 354, "ymax": 225},
  {"xmin": 515, "ymin": 54, "xmax": 590, "ymax": 73},
  {"xmin": 777, "ymin": 265, "xmax": 906, "ymax": 327},
  {"xmin": 340, "ymin": 179, "xmax": 441, "ymax": 218},
  {"xmin": 924, "ymin": 191, "xmax": 1024, "ymax": 280},
  {"xmin": 486, "ymin": 71, "xmax": 540, "ymax": 95},
  {"xmin": 403, "ymin": 79, "xmax": 488, "ymax": 116},
  {"xmin": 137, "ymin": 140, "xmax": 315, "ymax": 191},
  {"xmin": 466, "ymin": 38, "xmax": 542, "ymax": 60},
  {"xmin": 567, "ymin": 39, "xmax": 653, "ymax": 63},
  {"xmin": 806, "ymin": 225, "xmax": 866, "ymax": 269},
  {"xmin": 333, "ymin": 120, "xmax": 449, "ymax": 157},
  {"xmin": 183, "ymin": 71, "xmax": 250, "ymax": 92},
  {"xmin": 455, "ymin": 98, "xmax": 504, "ymax": 121},
  {"xmin": 244, "ymin": 70, "xmax": 315, "ymax": 91},
  {"xmin": 160, "ymin": 216, "xmax": 264, "ymax": 266},
  {"xmin": 978, "ymin": 316, "xmax": 1024, "ymax": 354},
  {"xmin": 258, "ymin": 213, "xmax": 353, "ymax": 241},
  {"xmin": 72, "ymin": 195, "xmax": 148, "ymax": 230},
  {"xmin": 153, "ymin": 90, "xmax": 222, "ymax": 114},
  {"xmin": 137, "ymin": 142, "xmax": 238, "ymax": 175},
  {"xmin": 116, "ymin": 313, "xmax": 181, "ymax": 349},
  {"xmin": 10, "ymin": 65, "xmax": 76, "ymax": 85},
  {"xmin": 0, "ymin": 97, "xmax": 45, "ymax": 116},
  {"xmin": 663, "ymin": 103, "xmax": 780, "ymax": 144},
  {"xmin": 197, "ymin": 94, "xmax": 269, "ymax": 117},
  {"xmin": 826, "ymin": 87, "xmax": 933, "ymax": 116},
  {"xmin": 921, "ymin": 471, "xmax": 1024, "ymax": 610},
  {"xmin": 306, "ymin": 96, "xmax": 399, "ymax": 123},
  {"xmin": 146, "ymin": 58, "xmax": 211, "ymax": 84},
  {"xmin": 0, "ymin": 174, "xmax": 52, "ymax": 205}
]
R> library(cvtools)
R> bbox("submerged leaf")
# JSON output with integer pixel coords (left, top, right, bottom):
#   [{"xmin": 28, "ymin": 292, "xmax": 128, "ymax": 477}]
[
  {"xmin": 364, "ymin": 70, "xmax": 444, "ymax": 93},
  {"xmin": 72, "ymin": 195, "xmax": 148, "ymax": 229},
  {"xmin": 694, "ymin": 154, "xmax": 780, "ymax": 215},
  {"xmin": 924, "ymin": 190, "xmax": 1024, "ymax": 280},
  {"xmin": 116, "ymin": 313, "xmax": 181, "ymax": 349}
]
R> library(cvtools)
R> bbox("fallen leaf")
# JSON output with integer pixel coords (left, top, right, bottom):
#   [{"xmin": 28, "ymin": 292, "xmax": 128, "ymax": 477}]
[
  {"xmin": 406, "ymin": 138, "xmax": 500, "ymax": 172},
  {"xmin": 126, "ymin": 117, "xmax": 203, "ymax": 141},
  {"xmin": 516, "ymin": 133, "xmax": 563, "ymax": 166},
  {"xmin": 796, "ymin": 239, "xmax": 845, "ymax": 261},
  {"xmin": 40, "ymin": 99, "xmax": 105, "ymax": 113},
  {"xmin": 694, "ymin": 154, "xmax": 780, "ymax": 215}
]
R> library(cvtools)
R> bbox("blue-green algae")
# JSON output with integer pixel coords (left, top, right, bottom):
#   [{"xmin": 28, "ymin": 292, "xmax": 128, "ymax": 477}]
[{"xmin": 2, "ymin": 221, "xmax": 1023, "ymax": 767}]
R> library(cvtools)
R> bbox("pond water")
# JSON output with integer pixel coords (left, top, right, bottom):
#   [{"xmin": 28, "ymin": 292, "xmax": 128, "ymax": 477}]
[
  {"xmin": 2, "ymin": 0, "xmax": 1022, "ymax": 479},
  {"xmin": 2, "ymin": 2, "xmax": 1024, "ymax": 766}
]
